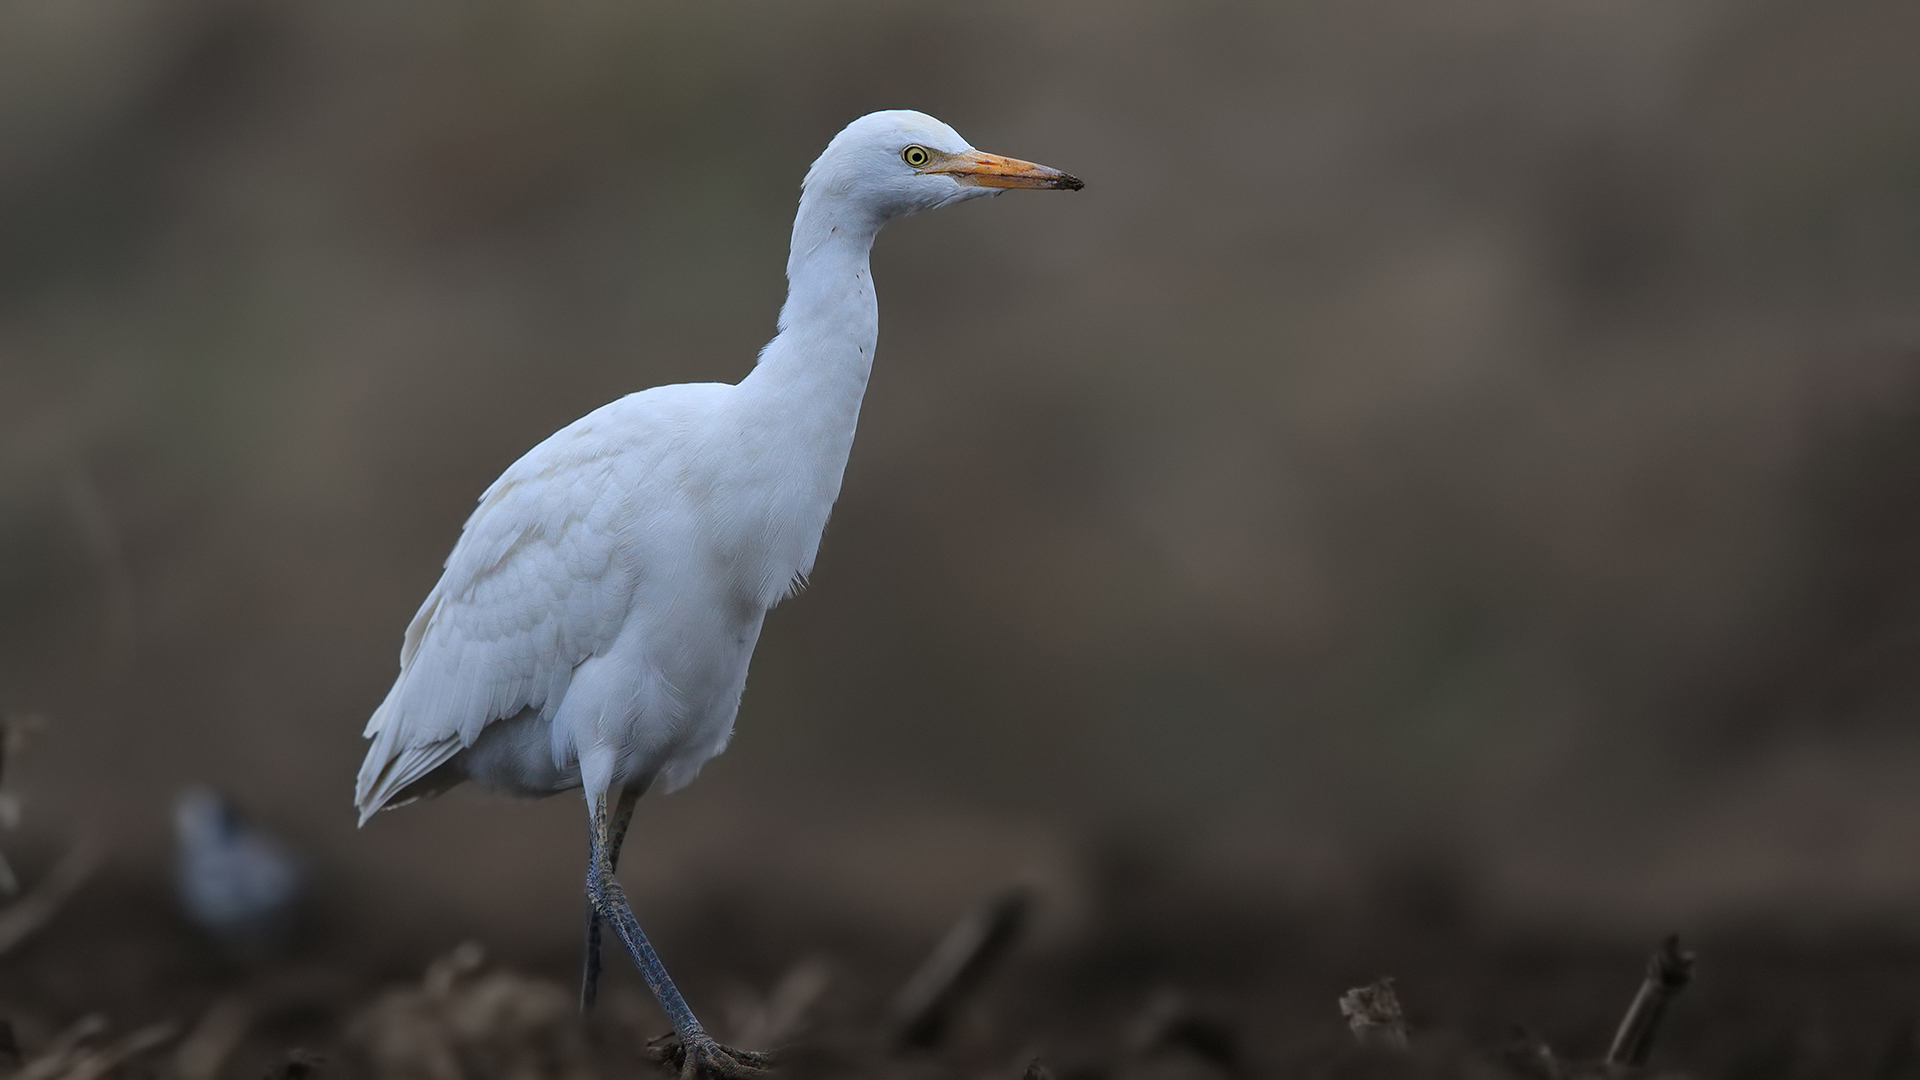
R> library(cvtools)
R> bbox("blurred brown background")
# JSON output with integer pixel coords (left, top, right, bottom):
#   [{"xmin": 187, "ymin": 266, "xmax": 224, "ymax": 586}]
[{"xmin": 2, "ymin": 0, "xmax": 1918, "ymax": 961}]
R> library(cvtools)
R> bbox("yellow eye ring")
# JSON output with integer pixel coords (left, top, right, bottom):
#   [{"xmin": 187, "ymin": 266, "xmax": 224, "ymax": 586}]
[{"xmin": 902, "ymin": 145, "xmax": 931, "ymax": 168}]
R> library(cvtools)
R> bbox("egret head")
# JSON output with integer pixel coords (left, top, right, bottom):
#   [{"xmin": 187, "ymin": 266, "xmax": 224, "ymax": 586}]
[{"xmin": 803, "ymin": 110, "xmax": 1082, "ymax": 222}]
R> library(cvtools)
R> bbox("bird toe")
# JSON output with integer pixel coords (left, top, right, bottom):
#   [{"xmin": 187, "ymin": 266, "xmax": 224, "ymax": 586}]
[{"xmin": 654, "ymin": 1033, "xmax": 775, "ymax": 1079}]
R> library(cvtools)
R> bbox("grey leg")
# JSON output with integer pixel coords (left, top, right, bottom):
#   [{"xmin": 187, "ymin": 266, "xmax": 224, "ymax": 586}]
[
  {"xmin": 584, "ymin": 799, "xmax": 774, "ymax": 1078},
  {"xmin": 580, "ymin": 786, "xmax": 640, "ymax": 1011}
]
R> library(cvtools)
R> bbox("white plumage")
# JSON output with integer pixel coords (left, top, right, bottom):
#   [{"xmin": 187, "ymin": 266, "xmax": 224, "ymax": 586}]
[
  {"xmin": 356, "ymin": 383, "xmax": 741, "ymax": 816},
  {"xmin": 355, "ymin": 112, "xmax": 1078, "ymax": 826},
  {"xmin": 350, "ymin": 109, "xmax": 1078, "ymax": 1074}
]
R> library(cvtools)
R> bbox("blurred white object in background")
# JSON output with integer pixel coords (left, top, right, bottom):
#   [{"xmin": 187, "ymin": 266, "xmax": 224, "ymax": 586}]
[{"xmin": 174, "ymin": 785, "xmax": 307, "ymax": 960}]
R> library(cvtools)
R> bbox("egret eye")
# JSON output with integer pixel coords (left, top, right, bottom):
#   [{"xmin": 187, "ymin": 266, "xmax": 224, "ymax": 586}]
[{"xmin": 902, "ymin": 145, "xmax": 931, "ymax": 168}]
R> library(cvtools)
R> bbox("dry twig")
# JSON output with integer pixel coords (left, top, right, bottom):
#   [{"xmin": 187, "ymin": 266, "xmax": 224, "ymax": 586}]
[
  {"xmin": 0, "ymin": 840, "xmax": 99, "ymax": 957},
  {"xmin": 348, "ymin": 941, "xmax": 596, "ymax": 1080},
  {"xmin": 891, "ymin": 886, "xmax": 1035, "ymax": 1049},
  {"xmin": 1, "ymin": 1017, "xmax": 21, "ymax": 1070},
  {"xmin": 62, "ymin": 1023, "xmax": 179, "ymax": 1080},
  {"xmin": 726, "ymin": 956, "xmax": 831, "ymax": 1050},
  {"xmin": 0, "ymin": 713, "xmax": 50, "ymax": 896},
  {"xmin": 1127, "ymin": 990, "xmax": 1241, "ymax": 1073},
  {"xmin": 1605, "ymin": 936, "xmax": 1693, "ymax": 1068},
  {"xmin": 13, "ymin": 1017, "xmax": 177, "ymax": 1080}
]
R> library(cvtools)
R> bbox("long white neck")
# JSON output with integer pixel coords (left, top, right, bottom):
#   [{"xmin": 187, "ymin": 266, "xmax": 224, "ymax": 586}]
[
  {"xmin": 732, "ymin": 189, "xmax": 886, "ymax": 576},
  {"xmin": 739, "ymin": 191, "xmax": 885, "ymax": 446},
  {"xmin": 744, "ymin": 190, "xmax": 883, "ymax": 395}
]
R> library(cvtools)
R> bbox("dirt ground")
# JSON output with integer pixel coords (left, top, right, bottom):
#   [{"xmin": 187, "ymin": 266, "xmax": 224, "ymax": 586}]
[{"xmin": 7, "ymin": 848, "xmax": 1920, "ymax": 1080}]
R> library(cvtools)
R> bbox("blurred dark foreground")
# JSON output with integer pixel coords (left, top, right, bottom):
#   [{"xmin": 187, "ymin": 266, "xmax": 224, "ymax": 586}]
[{"xmin": 8, "ymin": 840, "xmax": 1920, "ymax": 1080}]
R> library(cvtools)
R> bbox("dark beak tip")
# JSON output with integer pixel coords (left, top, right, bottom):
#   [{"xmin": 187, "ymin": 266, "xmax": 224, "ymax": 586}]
[{"xmin": 1055, "ymin": 173, "xmax": 1085, "ymax": 191}]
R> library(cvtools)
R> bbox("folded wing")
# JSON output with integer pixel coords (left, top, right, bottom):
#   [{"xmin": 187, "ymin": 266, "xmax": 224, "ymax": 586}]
[{"xmin": 354, "ymin": 410, "xmax": 649, "ymax": 823}]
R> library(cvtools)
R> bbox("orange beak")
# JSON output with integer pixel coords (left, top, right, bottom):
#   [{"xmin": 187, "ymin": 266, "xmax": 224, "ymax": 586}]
[{"xmin": 932, "ymin": 149, "xmax": 1084, "ymax": 190}]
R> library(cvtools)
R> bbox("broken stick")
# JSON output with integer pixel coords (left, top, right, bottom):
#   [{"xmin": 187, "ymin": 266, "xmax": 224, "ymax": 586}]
[
  {"xmin": 1605, "ymin": 935, "xmax": 1693, "ymax": 1067},
  {"xmin": 892, "ymin": 886, "xmax": 1035, "ymax": 1049}
]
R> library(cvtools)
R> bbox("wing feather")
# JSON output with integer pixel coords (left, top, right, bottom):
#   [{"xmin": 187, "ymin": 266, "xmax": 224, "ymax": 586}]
[{"xmin": 354, "ymin": 397, "xmax": 674, "ymax": 822}]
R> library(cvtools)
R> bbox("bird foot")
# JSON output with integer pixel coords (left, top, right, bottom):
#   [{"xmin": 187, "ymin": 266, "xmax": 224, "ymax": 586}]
[{"xmin": 648, "ymin": 1032, "xmax": 776, "ymax": 1079}]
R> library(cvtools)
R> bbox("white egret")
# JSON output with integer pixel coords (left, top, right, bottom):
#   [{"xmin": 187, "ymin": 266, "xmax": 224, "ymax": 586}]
[{"xmin": 353, "ymin": 110, "xmax": 1080, "ymax": 1077}]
